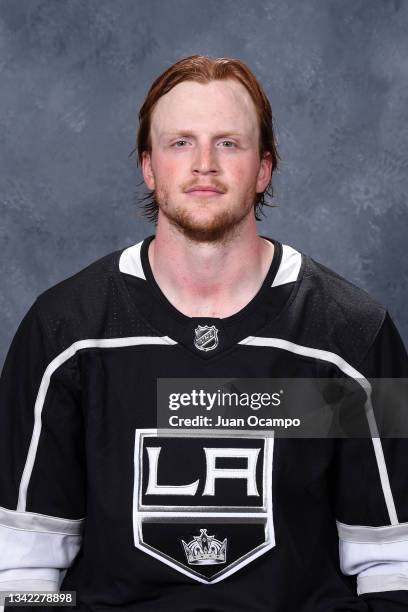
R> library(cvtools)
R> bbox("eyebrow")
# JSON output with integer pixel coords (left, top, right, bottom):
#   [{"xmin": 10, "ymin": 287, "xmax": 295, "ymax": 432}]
[{"xmin": 160, "ymin": 131, "xmax": 245, "ymax": 139}]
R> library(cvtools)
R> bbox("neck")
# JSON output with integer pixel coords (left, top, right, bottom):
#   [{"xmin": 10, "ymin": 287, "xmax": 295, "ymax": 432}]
[{"xmin": 148, "ymin": 219, "xmax": 274, "ymax": 319}]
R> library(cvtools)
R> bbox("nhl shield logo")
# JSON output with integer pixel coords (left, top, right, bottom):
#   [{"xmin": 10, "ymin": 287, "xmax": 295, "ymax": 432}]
[
  {"xmin": 194, "ymin": 325, "xmax": 219, "ymax": 351},
  {"xmin": 133, "ymin": 428, "xmax": 275, "ymax": 584}
]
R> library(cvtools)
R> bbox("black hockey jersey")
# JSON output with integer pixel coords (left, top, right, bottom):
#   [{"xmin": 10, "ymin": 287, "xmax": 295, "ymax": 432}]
[{"xmin": 1, "ymin": 234, "xmax": 408, "ymax": 611}]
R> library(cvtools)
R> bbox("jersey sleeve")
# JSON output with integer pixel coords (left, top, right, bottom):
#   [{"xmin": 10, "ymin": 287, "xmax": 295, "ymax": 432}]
[
  {"xmin": 334, "ymin": 311, "xmax": 408, "ymax": 610},
  {"xmin": 0, "ymin": 300, "xmax": 85, "ymax": 594}
]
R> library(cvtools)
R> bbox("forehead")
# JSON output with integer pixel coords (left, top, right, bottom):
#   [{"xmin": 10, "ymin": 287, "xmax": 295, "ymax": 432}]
[{"xmin": 150, "ymin": 79, "xmax": 259, "ymax": 138}]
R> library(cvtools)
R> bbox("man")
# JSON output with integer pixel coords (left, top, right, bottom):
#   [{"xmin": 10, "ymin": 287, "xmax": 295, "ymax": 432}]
[{"xmin": 0, "ymin": 55, "xmax": 407, "ymax": 611}]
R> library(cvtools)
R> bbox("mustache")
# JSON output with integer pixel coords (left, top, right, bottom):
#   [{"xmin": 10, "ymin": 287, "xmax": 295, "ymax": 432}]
[{"xmin": 182, "ymin": 180, "xmax": 227, "ymax": 193}]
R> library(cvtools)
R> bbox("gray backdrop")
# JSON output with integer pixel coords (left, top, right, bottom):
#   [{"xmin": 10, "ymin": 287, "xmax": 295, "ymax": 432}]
[{"xmin": 1, "ymin": 0, "xmax": 407, "ymax": 368}]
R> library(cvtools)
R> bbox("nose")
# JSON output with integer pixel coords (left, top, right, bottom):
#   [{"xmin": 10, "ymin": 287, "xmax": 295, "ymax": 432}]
[{"xmin": 191, "ymin": 143, "xmax": 219, "ymax": 175}]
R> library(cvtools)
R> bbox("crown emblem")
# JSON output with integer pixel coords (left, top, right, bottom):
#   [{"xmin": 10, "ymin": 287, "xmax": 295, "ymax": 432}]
[
  {"xmin": 182, "ymin": 529, "xmax": 227, "ymax": 565},
  {"xmin": 194, "ymin": 325, "xmax": 219, "ymax": 352}
]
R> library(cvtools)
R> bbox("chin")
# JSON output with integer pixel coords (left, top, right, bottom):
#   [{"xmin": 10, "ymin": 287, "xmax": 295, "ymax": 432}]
[{"xmin": 172, "ymin": 208, "xmax": 248, "ymax": 243}]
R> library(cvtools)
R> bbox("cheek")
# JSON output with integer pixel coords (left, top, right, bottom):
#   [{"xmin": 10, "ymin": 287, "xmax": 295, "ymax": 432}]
[
  {"xmin": 227, "ymin": 156, "xmax": 260, "ymax": 187},
  {"xmin": 152, "ymin": 152, "xmax": 182, "ymax": 183}
]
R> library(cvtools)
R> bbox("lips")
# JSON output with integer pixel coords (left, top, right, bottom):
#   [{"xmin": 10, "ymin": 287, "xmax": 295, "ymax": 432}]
[{"xmin": 185, "ymin": 186, "xmax": 224, "ymax": 194}]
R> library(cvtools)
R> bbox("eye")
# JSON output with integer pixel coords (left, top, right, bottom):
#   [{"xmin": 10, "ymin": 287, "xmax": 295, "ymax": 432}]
[
  {"xmin": 219, "ymin": 140, "xmax": 236, "ymax": 148},
  {"xmin": 173, "ymin": 139, "xmax": 190, "ymax": 147}
]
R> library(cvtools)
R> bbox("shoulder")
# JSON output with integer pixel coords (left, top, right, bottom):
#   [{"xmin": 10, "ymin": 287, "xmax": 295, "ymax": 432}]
[
  {"xmin": 282, "ymin": 243, "xmax": 387, "ymax": 369},
  {"xmin": 37, "ymin": 247, "xmax": 122, "ymax": 306},
  {"xmin": 33, "ymin": 247, "xmax": 128, "ymax": 349},
  {"xmin": 304, "ymin": 252, "xmax": 385, "ymax": 322}
]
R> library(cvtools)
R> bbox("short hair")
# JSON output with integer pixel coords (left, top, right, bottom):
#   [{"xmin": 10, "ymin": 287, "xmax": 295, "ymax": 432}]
[{"xmin": 129, "ymin": 55, "xmax": 280, "ymax": 223}]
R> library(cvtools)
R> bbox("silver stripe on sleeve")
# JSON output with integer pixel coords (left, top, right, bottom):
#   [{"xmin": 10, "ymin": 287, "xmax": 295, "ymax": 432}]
[
  {"xmin": 0, "ymin": 505, "xmax": 84, "ymax": 535},
  {"xmin": 357, "ymin": 572, "xmax": 408, "ymax": 595},
  {"xmin": 337, "ymin": 520, "xmax": 408, "ymax": 544}
]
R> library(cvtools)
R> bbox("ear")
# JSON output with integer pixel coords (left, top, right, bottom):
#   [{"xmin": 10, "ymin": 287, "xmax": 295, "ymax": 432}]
[
  {"xmin": 141, "ymin": 151, "xmax": 155, "ymax": 191},
  {"xmin": 256, "ymin": 152, "xmax": 273, "ymax": 193}
]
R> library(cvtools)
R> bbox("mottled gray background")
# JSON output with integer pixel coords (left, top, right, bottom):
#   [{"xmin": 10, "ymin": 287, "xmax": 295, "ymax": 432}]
[{"xmin": 1, "ymin": 0, "xmax": 407, "ymax": 367}]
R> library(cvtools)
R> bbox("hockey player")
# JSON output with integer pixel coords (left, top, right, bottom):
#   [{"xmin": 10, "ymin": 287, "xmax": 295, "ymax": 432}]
[{"xmin": 0, "ymin": 55, "xmax": 407, "ymax": 611}]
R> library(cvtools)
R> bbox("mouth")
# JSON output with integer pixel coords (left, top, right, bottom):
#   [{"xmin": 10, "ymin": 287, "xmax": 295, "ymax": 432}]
[
  {"xmin": 185, "ymin": 187, "xmax": 225, "ymax": 197},
  {"xmin": 187, "ymin": 191, "xmax": 224, "ymax": 198}
]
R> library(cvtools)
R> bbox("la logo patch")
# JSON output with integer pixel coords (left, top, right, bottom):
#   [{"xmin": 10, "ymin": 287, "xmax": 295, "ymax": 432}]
[{"xmin": 133, "ymin": 429, "xmax": 275, "ymax": 583}]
